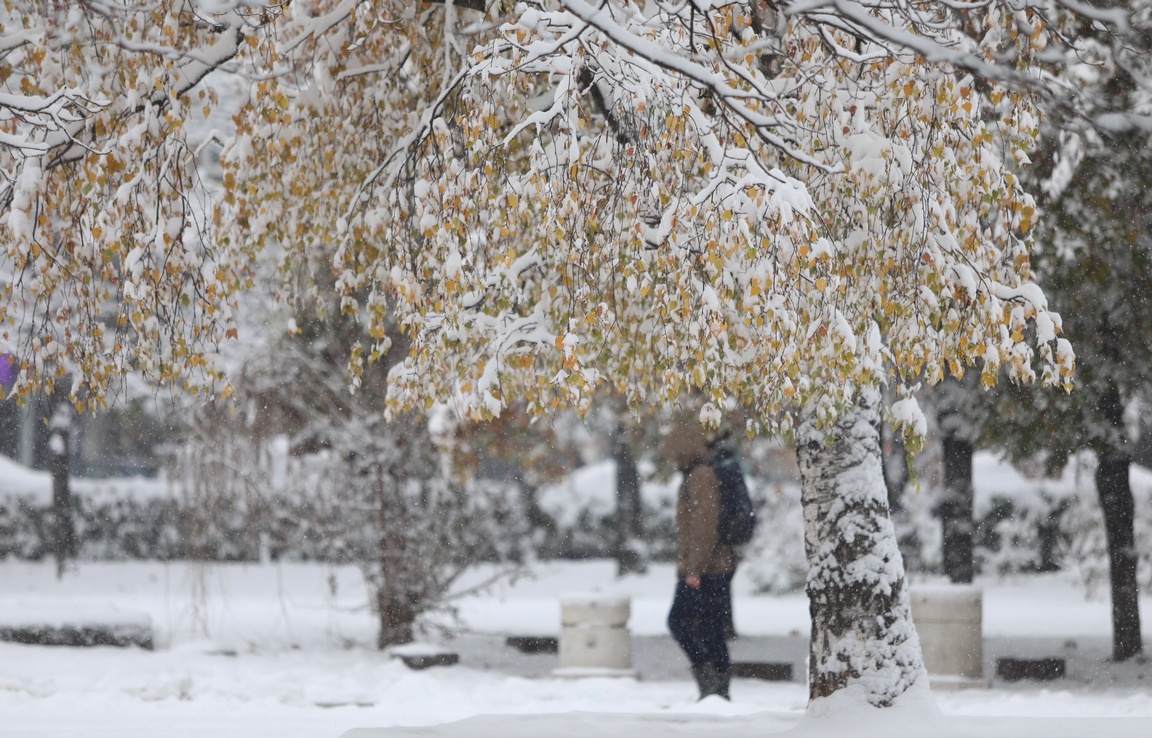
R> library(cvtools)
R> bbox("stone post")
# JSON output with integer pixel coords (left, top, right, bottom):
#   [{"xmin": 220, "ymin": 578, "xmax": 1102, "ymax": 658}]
[
  {"xmin": 553, "ymin": 594, "xmax": 637, "ymax": 678},
  {"xmin": 909, "ymin": 585, "xmax": 989, "ymax": 690}
]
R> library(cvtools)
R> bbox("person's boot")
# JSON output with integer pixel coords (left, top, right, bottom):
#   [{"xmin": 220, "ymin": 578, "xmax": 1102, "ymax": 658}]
[{"xmin": 691, "ymin": 662, "xmax": 730, "ymax": 700}]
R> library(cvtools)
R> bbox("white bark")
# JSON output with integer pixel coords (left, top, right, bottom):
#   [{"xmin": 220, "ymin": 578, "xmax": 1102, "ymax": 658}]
[{"xmin": 796, "ymin": 385, "xmax": 928, "ymax": 707}]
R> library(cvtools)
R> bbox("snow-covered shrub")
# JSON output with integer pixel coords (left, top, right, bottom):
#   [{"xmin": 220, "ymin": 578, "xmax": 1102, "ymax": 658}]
[
  {"xmin": 891, "ymin": 451, "xmax": 1152, "ymax": 588},
  {"xmin": 0, "ymin": 496, "xmax": 48, "ymax": 559},
  {"xmin": 284, "ymin": 426, "xmax": 526, "ymax": 646},
  {"xmin": 741, "ymin": 481, "xmax": 807, "ymax": 594},
  {"xmin": 971, "ymin": 453, "xmax": 1090, "ymax": 578},
  {"xmin": 893, "ymin": 482, "xmax": 1069, "ymax": 578},
  {"xmin": 534, "ymin": 460, "xmax": 679, "ymax": 561},
  {"xmin": 0, "ymin": 489, "xmax": 278, "ymax": 561},
  {"xmin": 0, "ymin": 466, "xmax": 189, "ymax": 561},
  {"xmin": 891, "ymin": 485, "xmax": 944, "ymax": 576},
  {"xmin": 168, "ymin": 398, "xmax": 528, "ymax": 647},
  {"xmin": 975, "ymin": 493, "xmax": 1069, "ymax": 575}
]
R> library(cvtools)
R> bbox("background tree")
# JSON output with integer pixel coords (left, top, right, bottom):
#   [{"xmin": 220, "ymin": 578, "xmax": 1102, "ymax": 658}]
[
  {"xmin": 934, "ymin": 375, "xmax": 982, "ymax": 584},
  {"xmin": 45, "ymin": 397, "xmax": 75, "ymax": 576},
  {"xmin": 978, "ymin": 131, "xmax": 1152, "ymax": 662},
  {"xmin": 611, "ymin": 417, "xmax": 646, "ymax": 575},
  {"xmin": 951, "ymin": 3, "xmax": 1152, "ymax": 662}
]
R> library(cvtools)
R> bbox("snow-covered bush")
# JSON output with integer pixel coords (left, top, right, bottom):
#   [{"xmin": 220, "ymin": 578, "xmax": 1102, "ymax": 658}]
[
  {"xmin": 891, "ymin": 451, "xmax": 1152, "ymax": 590},
  {"xmin": 0, "ymin": 492, "xmax": 234, "ymax": 561},
  {"xmin": 893, "ymin": 479, "xmax": 1069, "ymax": 578},
  {"xmin": 0, "ymin": 496, "xmax": 49, "ymax": 559},
  {"xmin": 533, "ymin": 460, "xmax": 678, "ymax": 561},
  {"xmin": 975, "ymin": 494, "xmax": 1069, "ymax": 575},
  {"xmin": 741, "ymin": 481, "xmax": 807, "ymax": 594},
  {"xmin": 277, "ymin": 418, "xmax": 527, "ymax": 646},
  {"xmin": 166, "ymin": 395, "xmax": 529, "ymax": 647},
  {"xmin": 970, "ymin": 453, "xmax": 1082, "ymax": 577}
]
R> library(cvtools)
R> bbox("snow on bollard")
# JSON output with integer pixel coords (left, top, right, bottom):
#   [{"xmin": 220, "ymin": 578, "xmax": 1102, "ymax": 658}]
[
  {"xmin": 909, "ymin": 585, "xmax": 990, "ymax": 691},
  {"xmin": 552, "ymin": 593, "xmax": 637, "ymax": 679}
]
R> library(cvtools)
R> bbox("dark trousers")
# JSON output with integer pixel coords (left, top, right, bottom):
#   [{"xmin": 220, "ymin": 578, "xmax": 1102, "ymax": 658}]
[
  {"xmin": 720, "ymin": 570, "xmax": 735, "ymax": 638},
  {"xmin": 667, "ymin": 575, "xmax": 731, "ymax": 672}
]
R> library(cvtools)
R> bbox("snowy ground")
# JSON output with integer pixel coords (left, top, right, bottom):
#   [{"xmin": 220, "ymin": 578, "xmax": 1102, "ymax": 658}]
[{"xmin": 1, "ymin": 560, "xmax": 1150, "ymax": 737}]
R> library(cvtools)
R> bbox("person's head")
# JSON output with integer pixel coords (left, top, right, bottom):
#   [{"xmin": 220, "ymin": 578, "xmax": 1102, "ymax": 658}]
[{"xmin": 660, "ymin": 421, "xmax": 711, "ymax": 474}]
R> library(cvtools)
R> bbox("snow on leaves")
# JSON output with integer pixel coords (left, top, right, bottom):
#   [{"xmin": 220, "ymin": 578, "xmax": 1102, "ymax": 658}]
[
  {"xmin": 262, "ymin": 1, "xmax": 1072, "ymax": 434},
  {"xmin": 0, "ymin": 1, "xmax": 253, "ymax": 406},
  {"xmin": 2, "ymin": 0, "xmax": 1086, "ymax": 423}
]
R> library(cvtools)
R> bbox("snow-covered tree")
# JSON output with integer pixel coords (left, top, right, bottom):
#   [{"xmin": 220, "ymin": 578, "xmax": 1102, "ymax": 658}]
[
  {"xmin": 172, "ymin": 281, "xmax": 528, "ymax": 647},
  {"xmin": 224, "ymin": 1, "xmax": 1073, "ymax": 707},
  {"xmin": 944, "ymin": 2, "xmax": 1152, "ymax": 662},
  {"xmin": 0, "ymin": 1, "xmax": 258, "ymax": 406},
  {"xmin": 15, "ymin": 0, "xmax": 1152, "ymax": 710},
  {"xmin": 979, "ymin": 131, "xmax": 1152, "ymax": 663}
]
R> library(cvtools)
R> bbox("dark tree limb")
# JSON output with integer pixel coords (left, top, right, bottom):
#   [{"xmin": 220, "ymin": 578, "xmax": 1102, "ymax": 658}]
[
  {"xmin": 421, "ymin": 0, "xmax": 489, "ymax": 13},
  {"xmin": 1096, "ymin": 382, "xmax": 1143, "ymax": 662}
]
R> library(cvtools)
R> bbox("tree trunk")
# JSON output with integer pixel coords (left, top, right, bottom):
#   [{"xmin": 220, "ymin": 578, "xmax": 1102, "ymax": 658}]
[
  {"xmin": 47, "ymin": 403, "xmax": 76, "ymax": 577},
  {"xmin": 613, "ymin": 424, "xmax": 646, "ymax": 576},
  {"xmin": 1096, "ymin": 384, "xmax": 1143, "ymax": 662},
  {"xmin": 374, "ymin": 459, "xmax": 416, "ymax": 649},
  {"xmin": 936, "ymin": 377, "xmax": 975, "ymax": 584},
  {"xmin": 376, "ymin": 589, "xmax": 416, "ymax": 649},
  {"xmin": 795, "ymin": 386, "xmax": 927, "ymax": 707},
  {"xmin": 939, "ymin": 433, "xmax": 975, "ymax": 584}
]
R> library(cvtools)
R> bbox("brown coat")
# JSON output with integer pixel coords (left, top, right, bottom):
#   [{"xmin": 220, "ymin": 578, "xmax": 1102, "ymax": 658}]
[{"xmin": 663, "ymin": 423, "xmax": 736, "ymax": 579}]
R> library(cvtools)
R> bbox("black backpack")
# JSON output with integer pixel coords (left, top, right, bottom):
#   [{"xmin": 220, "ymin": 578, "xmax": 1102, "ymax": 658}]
[{"xmin": 710, "ymin": 451, "xmax": 757, "ymax": 546}]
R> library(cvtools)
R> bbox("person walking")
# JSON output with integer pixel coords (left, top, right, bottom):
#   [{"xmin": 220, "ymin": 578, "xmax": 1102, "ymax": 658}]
[{"xmin": 663, "ymin": 421, "xmax": 736, "ymax": 700}]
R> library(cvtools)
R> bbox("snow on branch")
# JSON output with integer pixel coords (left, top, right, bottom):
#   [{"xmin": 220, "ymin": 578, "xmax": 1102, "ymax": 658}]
[
  {"xmin": 307, "ymin": 0, "xmax": 1071, "ymax": 423},
  {"xmin": 556, "ymin": 0, "xmax": 838, "ymax": 171},
  {"xmin": 0, "ymin": 1, "xmax": 254, "ymax": 404}
]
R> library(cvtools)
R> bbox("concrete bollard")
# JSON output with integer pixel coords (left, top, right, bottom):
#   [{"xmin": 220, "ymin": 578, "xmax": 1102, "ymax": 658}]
[
  {"xmin": 909, "ymin": 584, "xmax": 990, "ymax": 690},
  {"xmin": 552, "ymin": 593, "xmax": 638, "ymax": 678}
]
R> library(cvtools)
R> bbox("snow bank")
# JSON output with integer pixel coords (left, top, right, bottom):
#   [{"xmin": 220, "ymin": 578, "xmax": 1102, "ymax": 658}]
[{"xmin": 0, "ymin": 453, "xmax": 167, "ymax": 504}]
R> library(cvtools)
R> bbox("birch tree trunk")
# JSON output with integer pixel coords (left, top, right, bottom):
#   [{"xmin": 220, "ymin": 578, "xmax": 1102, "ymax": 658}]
[{"xmin": 796, "ymin": 385, "xmax": 928, "ymax": 707}]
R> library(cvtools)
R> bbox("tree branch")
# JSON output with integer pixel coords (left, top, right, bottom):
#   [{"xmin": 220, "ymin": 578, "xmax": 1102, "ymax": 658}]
[{"xmin": 422, "ymin": 0, "xmax": 489, "ymax": 13}]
